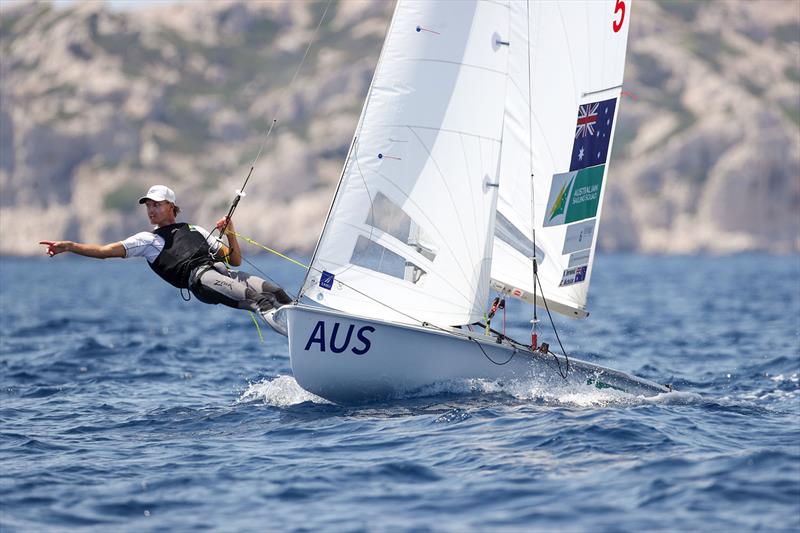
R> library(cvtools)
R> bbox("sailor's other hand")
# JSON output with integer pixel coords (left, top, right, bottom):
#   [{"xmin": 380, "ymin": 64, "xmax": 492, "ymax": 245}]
[
  {"xmin": 215, "ymin": 216, "xmax": 234, "ymax": 234},
  {"xmin": 39, "ymin": 240, "xmax": 71, "ymax": 257}
]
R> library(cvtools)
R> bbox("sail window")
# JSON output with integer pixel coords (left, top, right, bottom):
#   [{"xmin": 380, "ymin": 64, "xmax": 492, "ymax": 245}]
[
  {"xmin": 351, "ymin": 236, "xmax": 427, "ymax": 284},
  {"xmin": 495, "ymin": 211, "xmax": 546, "ymax": 263},
  {"xmin": 366, "ymin": 192, "xmax": 437, "ymax": 262}
]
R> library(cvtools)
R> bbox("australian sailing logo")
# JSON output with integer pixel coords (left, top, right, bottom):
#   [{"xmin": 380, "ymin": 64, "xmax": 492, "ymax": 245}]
[
  {"xmin": 547, "ymin": 175, "xmax": 575, "ymax": 223},
  {"xmin": 543, "ymin": 165, "xmax": 605, "ymax": 227}
]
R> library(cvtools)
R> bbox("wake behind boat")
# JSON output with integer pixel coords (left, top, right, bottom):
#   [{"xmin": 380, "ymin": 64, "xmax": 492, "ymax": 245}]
[{"xmin": 261, "ymin": 0, "xmax": 672, "ymax": 404}]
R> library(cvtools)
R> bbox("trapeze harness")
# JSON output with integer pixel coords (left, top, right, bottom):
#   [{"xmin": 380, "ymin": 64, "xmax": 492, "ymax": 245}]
[{"xmin": 148, "ymin": 223, "xmax": 290, "ymax": 313}]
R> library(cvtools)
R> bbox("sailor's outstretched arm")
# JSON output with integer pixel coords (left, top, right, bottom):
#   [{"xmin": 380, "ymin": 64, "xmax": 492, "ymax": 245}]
[
  {"xmin": 214, "ymin": 217, "xmax": 242, "ymax": 267},
  {"xmin": 39, "ymin": 240, "xmax": 126, "ymax": 259}
]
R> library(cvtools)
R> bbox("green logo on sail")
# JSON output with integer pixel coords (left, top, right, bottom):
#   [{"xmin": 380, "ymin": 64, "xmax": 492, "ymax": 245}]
[
  {"xmin": 547, "ymin": 176, "xmax": 574, "ymax": 222},
  {"xmin": 544, "ymin": 165, "xmax": 605, "ymax": 227}
]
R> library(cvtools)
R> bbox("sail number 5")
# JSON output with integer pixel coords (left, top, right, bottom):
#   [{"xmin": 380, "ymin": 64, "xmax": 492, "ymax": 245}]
[{"xmin": 612, "ymin": 0, "xmax": 625, "ymax": 32}]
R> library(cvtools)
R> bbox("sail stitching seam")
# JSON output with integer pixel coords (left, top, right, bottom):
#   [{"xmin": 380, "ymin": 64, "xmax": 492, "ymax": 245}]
[
  {"xmin": 384, "ymin": 124, "xmax": 501, "ymax": 143},
  {"xmin": 405, "ymin": 58, "xmax": 507, "ymax": 77},
  {"xmin": 407, "ymin": 126, "xmax": 483, "ymax": 299}
]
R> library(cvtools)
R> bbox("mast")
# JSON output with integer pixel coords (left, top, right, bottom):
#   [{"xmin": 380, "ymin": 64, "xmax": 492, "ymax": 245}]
[{"xmin": 526, "ymin": 0, "xmax": 539, "ymax": 348}]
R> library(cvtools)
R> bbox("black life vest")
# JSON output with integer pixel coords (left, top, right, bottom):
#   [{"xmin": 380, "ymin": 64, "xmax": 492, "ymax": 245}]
[{"xmin": 148, "ymin": 223, "xmax": 215, "ymax": 289}]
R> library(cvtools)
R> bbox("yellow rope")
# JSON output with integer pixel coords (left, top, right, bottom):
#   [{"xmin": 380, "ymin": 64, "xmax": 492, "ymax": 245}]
[
  {"xmin": 216, "ymin": 230, "xmax": 297, "ymax": 343},
  {"xmin": 232, "ymin": 231, "xmax": 309, "ymax": 270},
  {"xmin": 249, "ymin": 311, "xmax": 265, "ymax": 342}
]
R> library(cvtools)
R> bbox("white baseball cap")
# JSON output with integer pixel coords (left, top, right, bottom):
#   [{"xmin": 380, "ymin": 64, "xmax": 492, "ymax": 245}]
[{"xmin": 138, "ymin": 185, "xmax": 176, "ymax": 204}]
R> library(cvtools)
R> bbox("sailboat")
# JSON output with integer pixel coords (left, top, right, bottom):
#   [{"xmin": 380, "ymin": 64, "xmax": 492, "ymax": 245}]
[{"xmin": 267, "ymin": 0, "xmax": 671, "ymax": 403}]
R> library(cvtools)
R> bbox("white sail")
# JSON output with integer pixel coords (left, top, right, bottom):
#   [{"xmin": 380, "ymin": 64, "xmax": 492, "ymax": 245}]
[
  {"xmin": 281, "ymin": 0, "xmax": 671, "ymax": 404},
  {"xmin": 300, "ymin": 1, "xmax": 511, "ymax": 327},
  {"xmin": 490, "ymin": 0, "xmax": 631, "ymax": 318}
]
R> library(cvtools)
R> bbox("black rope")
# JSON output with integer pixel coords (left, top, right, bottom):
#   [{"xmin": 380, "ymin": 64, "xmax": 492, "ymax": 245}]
[
  {"xmin": 471, "ymin": 337, "xmax": 517, "ymax": 365},
  {"xmin": 473, "ymin": 322, "xmax": 533, "ymax": 352},
  {"xmin": 536, "ymin": 274, "xmax": 571, "ymax": 379}
]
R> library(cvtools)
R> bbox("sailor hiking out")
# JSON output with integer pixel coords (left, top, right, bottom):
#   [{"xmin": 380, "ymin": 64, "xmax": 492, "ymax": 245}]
[{"xmin": 39, "ymin": 185, "xmax": 291, "ymax": 320}]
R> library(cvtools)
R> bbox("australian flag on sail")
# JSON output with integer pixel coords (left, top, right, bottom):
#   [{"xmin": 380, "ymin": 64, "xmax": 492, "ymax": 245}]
[{"xmin": 570, "ymin": 97, "xmax": 617, "ymax": 171}]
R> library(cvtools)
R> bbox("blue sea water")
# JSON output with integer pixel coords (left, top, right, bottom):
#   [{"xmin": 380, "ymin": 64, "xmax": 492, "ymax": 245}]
[{"xmin": 1, "ymin": 253, "xmax": 798, "ymax": 532}]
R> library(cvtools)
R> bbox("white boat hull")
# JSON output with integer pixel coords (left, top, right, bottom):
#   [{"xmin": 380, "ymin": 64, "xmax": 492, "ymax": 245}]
[{"xmin": 280, "ymin": 304, "xmax": 669, "ymax": 404}]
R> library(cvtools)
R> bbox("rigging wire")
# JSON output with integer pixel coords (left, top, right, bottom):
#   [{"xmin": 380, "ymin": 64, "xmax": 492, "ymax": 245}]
[
  {"xmin": 239, "ymin": 255, "xmax": 301, "ymax": 302},
  {"xmin": 212, "ymin": 0, "xmax": 335, "ymax": 242},
  {"xmin": 525, "ymin": 0, "xmax": 539, "ymax": 348},
  {"xmin": 202, "ymin": 0, "xmax": 334, "ymax": 342},
  {"xmin": 536, "ymin": 274, "xmax": 571, "ymax": 379},
  {"xmin": 521, "ymin": 0, "xmax": 569, "ymax": 380}
]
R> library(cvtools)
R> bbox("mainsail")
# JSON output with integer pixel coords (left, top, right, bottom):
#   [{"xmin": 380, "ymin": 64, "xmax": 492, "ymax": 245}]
[
  {"xmin": 301, "ymin": 0, "xmax": 631, "ymax": 326},
  {"xmin": 490, "ymin": 0, "xmax": 631, "ymax": 318},
  {"xmin": 300, "ymin": 1, "xmax": 511, "ymax": 327}
]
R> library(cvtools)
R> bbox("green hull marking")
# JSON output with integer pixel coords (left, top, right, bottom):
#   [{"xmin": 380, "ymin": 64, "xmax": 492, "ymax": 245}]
[{"xmin": 587, "ymin": 377, "xmax": 625, "ymax": 392}]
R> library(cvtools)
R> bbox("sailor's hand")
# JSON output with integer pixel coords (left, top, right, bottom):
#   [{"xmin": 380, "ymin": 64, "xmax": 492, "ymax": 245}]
[
  {"xmin": 215, "ymin": 216, "xmax": 234, "ymax": 234},
  {"xmin": 39, "ymin": 240, "xmax": 71, "ymax": 257}
]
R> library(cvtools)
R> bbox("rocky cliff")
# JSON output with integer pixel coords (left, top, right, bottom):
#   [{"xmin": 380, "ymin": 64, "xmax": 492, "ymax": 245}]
[{"xmin": 1, "ymin": 0, "xmax": 798, "ymax": 256}]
